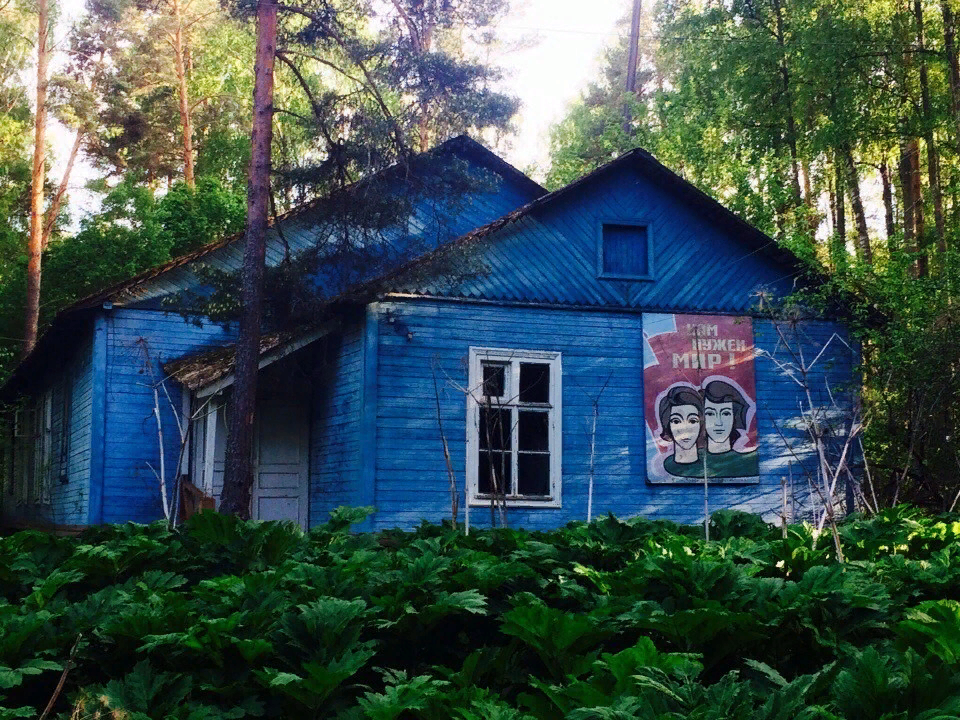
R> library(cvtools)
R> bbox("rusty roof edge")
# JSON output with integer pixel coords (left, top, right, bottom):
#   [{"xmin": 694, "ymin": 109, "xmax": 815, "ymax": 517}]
[{"xmin": 164, "ymin": 318, "xmax": 343, "ymax": 394}]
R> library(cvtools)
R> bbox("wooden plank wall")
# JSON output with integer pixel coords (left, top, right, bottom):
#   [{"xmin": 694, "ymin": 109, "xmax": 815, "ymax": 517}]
[
  {"xmin": 369, "ymin": 299, "xmax": 855, "ymax": 531},
  {"xmin": 100, "ymin": 308, "xmax": 237, "ymax": 524},
  {"xmin": 309, "ymin": 322, "xmax": 365, "ymax": 526},
  {"xmin": 391, "ymin": 164, "xmax": 800, "ymax": 312},
  {"xmin": 2, "ymin": 331, "xmax": 95, "ymax": 528}
]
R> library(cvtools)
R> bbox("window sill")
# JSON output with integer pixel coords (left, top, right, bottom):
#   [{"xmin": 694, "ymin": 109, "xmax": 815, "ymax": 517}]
[
  {"xmin": 598, "ymin": 271, "xmax": 655, "ymax": 282},
  {"xmin": 469, "ymin": 494, "xmax": 561, "ymax": 509}
]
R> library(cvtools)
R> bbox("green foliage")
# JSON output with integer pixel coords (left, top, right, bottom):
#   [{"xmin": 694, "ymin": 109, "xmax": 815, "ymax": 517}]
[
  {"xmin": 0, "ymin": 176, "xmax": 245, "ymax": 380},
  {"xmin": 0, "ymin": 508, "xmax": 959, "ymax": 717}
]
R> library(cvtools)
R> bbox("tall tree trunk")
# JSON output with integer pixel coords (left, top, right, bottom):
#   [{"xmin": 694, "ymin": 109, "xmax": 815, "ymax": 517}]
[
  {"xmin": 23, "ymin": 0, "xmax": 50, "ymax": 359},
  {"xmin": 842, "ymin": 145, "xmax": 872, "ymax": 264},
  {"xmin": 915, "ymin": 0, "xmax": 945, "ymax": 253},
  {"xmin": 831, "ymin": 155, "xmax": 847, "ymax": 270},
  {"xmin": 880, "ymin": 159, "xmax": 897, "ymax": 250},
  {"xmin": 899, "ymin": 138, "xmax": 919, "ymax": 268},
  {"xmin": 801, "ymin": 158, "xmax": 814, "ymax": 208},
  {"xmin": 942, "ymin": 0, "xmax": 960, "ymax": 149},
  {"xmin": 43, "ymin": 128, "xmax": 83, "ymax": 247},
  {"xmin": 172, "ymin": 0, "xmax": 195, "ymax": 187},
  {"xmin": 220, "ymin": 0, "xmax": 277, "ymax": 518},
  {"xmin": 772, "ymin": 0, "xmax": 803, "ymax": 206},
  {"xmin": 913, "ymin": 144, "xmax": 928, "ymax": 276},
  {"xmin": 900, "ymin": 135, "xmax": 930, "ymax": 277},
  {"xmin": 828, "ymin": 168, "xmax": 836, "ymax": 235}
]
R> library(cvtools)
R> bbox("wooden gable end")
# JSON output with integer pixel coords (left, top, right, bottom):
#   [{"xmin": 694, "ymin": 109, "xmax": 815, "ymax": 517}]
[{"xmin": 387, "ymin": 162, "xmax": 800, "ymax": 313}]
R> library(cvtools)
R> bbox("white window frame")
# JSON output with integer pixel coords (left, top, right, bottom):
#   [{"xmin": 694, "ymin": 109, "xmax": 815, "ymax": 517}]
[{"xmin": 466, "ymin": 347, "xmax": 562, "ymax": 508}]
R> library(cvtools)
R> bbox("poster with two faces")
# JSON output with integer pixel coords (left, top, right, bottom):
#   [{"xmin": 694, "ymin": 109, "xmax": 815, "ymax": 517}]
[{"xmin": 643, "ymin": 314, "xmax": 760, "ymax": 484}]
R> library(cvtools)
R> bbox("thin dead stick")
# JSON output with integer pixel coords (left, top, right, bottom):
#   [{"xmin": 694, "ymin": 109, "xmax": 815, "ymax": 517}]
[
  {"xmin": 39, "ymin": 633, "xmax": 82, "ymax": 720},
  {"xmin": 950, "ymin": 452, "xmax": 960, "ymax": 512},
  {"xmin": 588, "ymin": 403, "xmax": 597, "ymax": 523},
  {"xmin": 781, "ymin": 476, "xmax": 788, "ymax": 539},
  {"xmin": 432, "ymin": 363, "xmax": 458, "ymax": 528},
  {"xmin": 152, "ymin": 385, "xmax": 169, "ymax": 519},
  {"xmin": 584, "ymin": 374, "xmax": 611, "ymax": 523},
  {"xmin": 858, "ymin": 436, "xmax": 879, "ymax": 513}
]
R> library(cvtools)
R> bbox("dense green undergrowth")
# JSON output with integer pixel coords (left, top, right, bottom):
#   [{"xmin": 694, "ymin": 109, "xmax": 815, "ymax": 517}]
[{"xmin": 3, "ymin": 506, "xmax": 960, "ymax": 719}]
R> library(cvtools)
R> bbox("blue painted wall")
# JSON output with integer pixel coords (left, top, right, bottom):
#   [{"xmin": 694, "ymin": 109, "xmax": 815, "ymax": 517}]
[
  {"xmin": 309, "ymin": 319, "xmax": 365, "ymax": 526},
  {"xmin": 369, "ymin": 299, "xmax": 855, "ymax": 531},
  {"xmin": 99, "ymin": 308, "xmax": 236, "ymax": 524}
]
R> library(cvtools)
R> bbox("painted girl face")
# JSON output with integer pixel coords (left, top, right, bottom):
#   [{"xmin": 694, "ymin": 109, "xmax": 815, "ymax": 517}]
[
  {"xmin": 704, "ymin": 400, "xmax": 734, "ymax": 444},
  {"xmin": 669, "ymin": 404, "xmax": 701, "ymax": 450}
]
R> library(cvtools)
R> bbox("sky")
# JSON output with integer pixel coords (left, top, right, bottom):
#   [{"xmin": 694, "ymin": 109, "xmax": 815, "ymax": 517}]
[{"xmin": 50, "ymin": 0, "xmax": 630, "ymax": 218}]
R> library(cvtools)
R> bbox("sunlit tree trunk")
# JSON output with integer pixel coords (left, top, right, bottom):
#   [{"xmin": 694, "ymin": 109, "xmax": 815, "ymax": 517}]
[
  {"xmin": 24, "ymin": 0, "xmax": 50, "ymax": 358},
  {"xmin": 842, "ymin": 145, "xmax": 872, "ymax": 264},
  {"xmin": 879, "ymin": 159, "xmax": 897, "ymax": 250},
  {"xmin": 172, "ymin": 0, "xmax": 195, "ymax": 187},
  {"xmin": 915, "ymin": 0, "xmax": 945, "ymax": 254},
  {"xmin": 220, "ymin": 0, "xmax": 277, "ymax": 518},
  {"xmin": 43, "ymin": 128, "xmax": 83, "ymax": 247},
  {"xmin": 831, "ymin": 155, "xmax": 847, "ymax": 271},
  {"xmin": 942, "ymin": 0, "xmax": 960, "ymax": 150}
]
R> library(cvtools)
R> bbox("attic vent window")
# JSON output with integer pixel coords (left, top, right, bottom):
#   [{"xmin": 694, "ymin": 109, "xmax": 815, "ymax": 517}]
[{"xmin": 599, "ymin": 221, "xmax": 653, "ymax": 280}]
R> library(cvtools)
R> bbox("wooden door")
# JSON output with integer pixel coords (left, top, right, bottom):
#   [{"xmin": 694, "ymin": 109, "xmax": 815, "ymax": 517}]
[{"xmin": 253, "ymin": 400, "xmax": 309, "ymax": 529}]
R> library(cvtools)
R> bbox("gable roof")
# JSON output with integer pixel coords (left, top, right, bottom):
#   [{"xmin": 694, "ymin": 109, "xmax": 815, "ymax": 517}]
[
  {"xmin": 162, "ymin": 149, "xmax": 814, "ymax": 394},
  {"xmin": 363, "ymin": 147, "xmax": 806, "ymax": 303},
  {"xmin": 0, "ymin": 136, "xmax": 543, "ymax": 402},
  {"xmin": 68, "ymin": 135, "xmax": 545, "ymax": 313}
]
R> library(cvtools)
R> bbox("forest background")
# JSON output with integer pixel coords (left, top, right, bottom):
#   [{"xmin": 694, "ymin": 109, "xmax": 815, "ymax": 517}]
[{"xmin": 0, "ymin": 0, "xmax": 957, "ymax": 513}]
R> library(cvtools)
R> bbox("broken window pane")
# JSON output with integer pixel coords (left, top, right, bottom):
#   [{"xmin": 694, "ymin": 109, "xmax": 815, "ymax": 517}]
[
  {"xmin": 481, "ymin": 363, "xmax": 506, "ymax": 397},
  {"xmin": 478, "ymin": 451, "xmax": 511, "ymax": 495},
  {"xmin": 519, "ymin": 363, "xmax": 550, "ymax": 403},
  {"xmin": 479, "ymin": 408, "xmax": 512, "ymax": 450},
  {"xmin": 517, "ymin": 454, "xmax": 550, "ymax": 496},
  {"xmin": 518, "ymin": 411, "xmax": 549, "ymax": 452}
]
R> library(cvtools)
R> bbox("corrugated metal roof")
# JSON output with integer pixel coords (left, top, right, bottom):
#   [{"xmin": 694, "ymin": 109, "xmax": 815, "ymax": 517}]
[{"xmin": 66, "ymin": 135, "xmax": 545, "ymax": 312}]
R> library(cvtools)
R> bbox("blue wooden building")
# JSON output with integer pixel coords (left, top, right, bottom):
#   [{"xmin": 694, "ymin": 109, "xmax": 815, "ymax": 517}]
[{"xmin": 0, "ymin": 137, "xmax": 855, "ymax": 532}]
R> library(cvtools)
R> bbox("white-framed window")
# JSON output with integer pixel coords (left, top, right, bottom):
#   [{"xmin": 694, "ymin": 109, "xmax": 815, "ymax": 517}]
[{"xmin": 466, "ymin": 347, "xmax": 562, "ymax": 508}]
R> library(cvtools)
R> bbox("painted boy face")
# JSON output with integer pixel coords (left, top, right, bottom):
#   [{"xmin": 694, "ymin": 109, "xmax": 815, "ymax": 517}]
[
  {"xmin": 704, "ymin": 400, "xmax": 734, "ymax": 445},
  {"xmin": 669, "ymin": 404, "xmax": 701, "ymax": 450}
]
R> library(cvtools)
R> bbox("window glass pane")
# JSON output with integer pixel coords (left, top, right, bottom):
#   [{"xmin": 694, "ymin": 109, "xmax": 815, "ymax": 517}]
[
  {"xmin": 478, "ymin": 451, "xmax": 511, "ymax": 494},
  {"xmin": 518, "ymin": 411, "xmax": 549, "ymax": 452},
  {"xmin": 479, "ymin": 408, "xmax": 512, "ymax": 450},
  {"xmin": 481, "ymin": 363, "xmax": 506, "ymax": 397},
  {"xmin": 517, "ymin": 454, "xmax": 550, "ymax": 496},
  {"xmin": 519, "ymin": 363, "xmax": 550, "ymax": 403}
]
